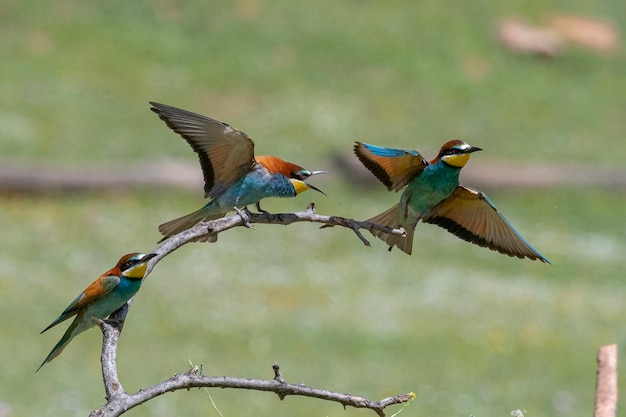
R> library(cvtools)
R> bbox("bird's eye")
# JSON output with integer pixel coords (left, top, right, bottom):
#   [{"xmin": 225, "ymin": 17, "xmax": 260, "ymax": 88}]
[{"xmin": 121, "ymin": 260, "xmax": 137, "ymax": 271}]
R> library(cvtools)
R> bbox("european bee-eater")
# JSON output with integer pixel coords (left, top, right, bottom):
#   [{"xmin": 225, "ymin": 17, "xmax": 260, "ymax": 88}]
[
  {"xmin": 37, "ymin": 253, "xmax": 157, "ymax": 371},
  {"xmin": 354, "ymin": 140, "xmax": 550, "ymax": 262},
  {"xmin": 150, "ymin": 102, "xmax": 326, "ymax": 242}
]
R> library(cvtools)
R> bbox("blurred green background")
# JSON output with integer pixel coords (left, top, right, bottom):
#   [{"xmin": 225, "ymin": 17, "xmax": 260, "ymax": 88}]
[{"xmin": 2, "ymin": 1, "xmax": 625, "ymax": 416}]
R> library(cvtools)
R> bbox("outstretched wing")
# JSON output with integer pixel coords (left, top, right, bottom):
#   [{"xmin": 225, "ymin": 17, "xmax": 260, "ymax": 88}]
[
  {"xmin": 150, "ymin": 102, "xmax": 256, "ymax": 199},
  {"xmin": 353, "ymin": 142, "xmax": 428, "ymax": 191},
  {"xmin": 41, "ymin": 275, "xmax": 121, "ymax": 333},
  {"xmin": 423, "ymin": 185, "xmax": 550, "ymax": 262}
]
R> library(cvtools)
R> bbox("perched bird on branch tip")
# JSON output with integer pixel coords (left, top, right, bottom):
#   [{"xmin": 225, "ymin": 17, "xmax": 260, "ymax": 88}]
[
  {"xmin": 354, "ymin": 140, "xmax": 550, "ymax": 262},
  {"xmin": 37, "ymin": 253, "xmax": 156, "ymax": 372},
  {"xmin": 150, "ymin": 102, "xmax": 326, "ymax": 242}
]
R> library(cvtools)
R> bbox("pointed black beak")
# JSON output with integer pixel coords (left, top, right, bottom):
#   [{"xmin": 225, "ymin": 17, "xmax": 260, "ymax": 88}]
[
  {"xmin": 466, "ymin": 146, "xmax": 482, "ymax": 153},
  {"xmin": 142, "ymin": 253, "xmax": 158, "ymax": 262},
  {"xmin": 306, "ymin": 182, "xmax": 327, "ymax": 196}
]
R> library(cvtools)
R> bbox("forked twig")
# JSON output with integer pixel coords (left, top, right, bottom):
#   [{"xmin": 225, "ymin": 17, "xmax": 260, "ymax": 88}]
[
  {"xmin": 88, "ymin": 204, "xmax": 410, "ymax": 416},
  {"xmin": 89, "ymin": 318, "xmax": 414, "ymax": 417}
]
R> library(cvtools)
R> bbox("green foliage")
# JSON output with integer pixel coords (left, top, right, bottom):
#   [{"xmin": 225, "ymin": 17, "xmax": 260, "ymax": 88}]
[{"xmin": 0, "ymin": 0, "xmax": 624, "ymax": 416}]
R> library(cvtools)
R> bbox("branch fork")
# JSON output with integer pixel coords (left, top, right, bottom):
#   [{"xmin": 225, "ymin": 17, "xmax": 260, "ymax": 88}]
[
  {"xmin": 89, "ymin": 316, "xmax": 414, "ymax": 417},
  {"xmin": 87, "ymin": 204, "xmax": 412, "ymax": 416}
]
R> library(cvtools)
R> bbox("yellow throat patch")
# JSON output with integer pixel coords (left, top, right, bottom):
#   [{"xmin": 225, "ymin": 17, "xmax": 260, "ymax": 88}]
[
  {"xmin": 290, "ymin": 179, "xmax": 309, "ymax": 195},
  {"xmin": 123, "ymin": 262, "xmax": 150, "ymax": 279},
  {"xmin": 442, "ymin": 153, "xmax": 471, "ymax": 168}
]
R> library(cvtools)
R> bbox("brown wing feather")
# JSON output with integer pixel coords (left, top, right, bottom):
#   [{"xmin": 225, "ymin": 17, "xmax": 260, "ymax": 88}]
[
  {"xmin": 423, "ymin": 185, "xmax": 550, "ymax": 262},
  {"xmin": 42, "ymin": 274, "xmax": 121, "ymax": 332},
  {"xmin": 150, "ymin": 102, "xmax": 255, "ymax": 198},
  {"xmin": 353, "ymin": 142, "xmax": 428, "ymax": 192},
  {"xmin": 65, "ymin": 274, "xmax": 120, "ymax": 314}
]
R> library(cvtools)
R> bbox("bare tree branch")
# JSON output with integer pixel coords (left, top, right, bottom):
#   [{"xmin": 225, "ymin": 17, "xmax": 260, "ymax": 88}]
[
  {"xmin": 96, "ymin": 304, "xmax": 130, "ymax": 403},
  {"xmin": 88, "ymin": 319, "xmax": 414, "ymax": 417},
  {"xmin": 86, "ymin": 203, "xmax": 410, "ymax": 416},
  {"xmin": 144, "ymin": 203, "xmax": 405, "ymax": 278}
]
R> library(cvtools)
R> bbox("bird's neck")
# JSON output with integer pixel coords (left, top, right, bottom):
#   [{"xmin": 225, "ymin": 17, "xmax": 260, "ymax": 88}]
[
  {"xmin": 424, "ymin": 159, "xmax": 463, "ymax": 185},
  {"xmin": 242, "ymin": 167, "xmax": 298, "ymax": 199},
  {"xmin": 117, "ymin": 276, "xmax": 143, "ymax": 296},
  {"xmin": 265, "ymin": 174, "xmax": 298, "ymax": 197}
]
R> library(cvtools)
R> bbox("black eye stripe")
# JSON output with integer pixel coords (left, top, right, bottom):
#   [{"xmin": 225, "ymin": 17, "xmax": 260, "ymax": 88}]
[
  {"xmin": 121, "ymin": 259, "xmax": 139, "ymax": 271},
  {"xmin": 291, "ymin": 171, "xmax": 310, "ymax": 179}
]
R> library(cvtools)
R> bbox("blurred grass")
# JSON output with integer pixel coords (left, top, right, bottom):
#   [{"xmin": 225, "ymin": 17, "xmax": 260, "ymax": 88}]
[{"xmin": 1, "ymin": 1, "xmax": 626, "ymax": 416}]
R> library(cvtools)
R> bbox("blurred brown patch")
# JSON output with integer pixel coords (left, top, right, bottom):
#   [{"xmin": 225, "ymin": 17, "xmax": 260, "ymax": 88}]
[
  {"xmin": 463, "ymin": 55, "xmax": 491, "ymax": 81},
  {"xmin": 272, "ymin": 44, "xmax": 297, "ymax": 70},
  {"xmin": 154, "ymin": 0, "xmax": 182, "ymax": 22},
  {"xmin": 549, "ymin": 14, "xmax": 620, "ymax": 54},
  {"xmin": 236, "ymin": 0, "xmax": 261, "ymax": 21},
  {"xmin": 497, "ymin": 14, "xmax": 620, "ymax": 57},
  {"xmin": 497, "ymin": 18, "xmax": 564, "ymax": 57},
  {"xmin": 26, "ymin": 30, "xmax": 55, "ymax": 57}
]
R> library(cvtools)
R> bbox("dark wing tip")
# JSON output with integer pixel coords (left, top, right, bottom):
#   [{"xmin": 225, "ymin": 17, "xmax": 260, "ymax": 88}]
[
  {"xmin": 425, "ymin": 216, "xmax": 549, "ymax": 262},
  {"xmin": 149, "ymin": 101, "xmax": 167, "ymax": 115},
  {"xmin": 149, "ymin": 102, "xmax": 217, "ymax": 195},
  {"xmin": 148, "ymin": 102, "xmax": 180, "ymax": 127}
]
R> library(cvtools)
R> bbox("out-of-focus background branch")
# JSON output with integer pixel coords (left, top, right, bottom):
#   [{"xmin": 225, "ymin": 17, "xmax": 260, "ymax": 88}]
[
  {"xmin": 1, "ymin": 156, "xmax": 626, "ymax": 194},
  {"xmin": 3, "ymin": 1, "xmax": 625, "ymax": 416}
]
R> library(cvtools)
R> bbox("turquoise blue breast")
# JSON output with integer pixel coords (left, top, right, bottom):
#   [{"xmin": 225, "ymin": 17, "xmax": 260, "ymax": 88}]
[
  {"xmin": 400, "ymin": 162, "xmax": 461, "ymax": 221},
  {"xmin": 86, "ymin": 278, "xmax": 142, "ymax": 319},
  {"xmin": 215, "ymin": 169, "xmax": 295, "ymax": 208}
]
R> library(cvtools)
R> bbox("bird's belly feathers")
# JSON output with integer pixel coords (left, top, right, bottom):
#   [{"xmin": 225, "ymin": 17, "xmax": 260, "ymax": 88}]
[
  {"xmin": 81, "ymin": 279, "xmax": 142, "ymax": 326},
  {"xmin": 214, "ymin": 170, "xmax": 295, "ymax": 208},
  {"xmin": 400, "ymin": 167, "xmax": 460, "ymax": 222}
]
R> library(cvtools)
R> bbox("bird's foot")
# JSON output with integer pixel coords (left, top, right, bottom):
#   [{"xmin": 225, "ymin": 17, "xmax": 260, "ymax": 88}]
[
  {"xmin": 234, "ymin": 206, "xmax": 255, "ymax": 229},
  {"xmin": 255, "ymin": 202, "xmax": 270, "ymax": 214}
]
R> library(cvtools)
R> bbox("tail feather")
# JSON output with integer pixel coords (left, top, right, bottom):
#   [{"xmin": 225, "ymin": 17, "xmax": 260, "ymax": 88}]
[
  {"xmin": 158, "ymin": 207, "xmax": 226, "ymax": 243},
  {"xmin": 367, "ymin": 204, "xmax": 415, "ymax": 255},
  {"xmin": 37, "ymin": 318, "xmax": 81, "ymax": 372}
]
